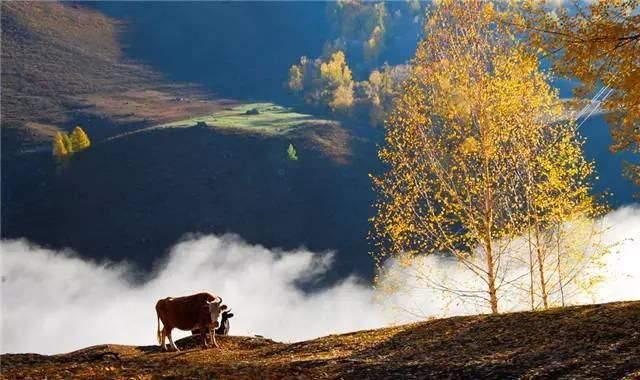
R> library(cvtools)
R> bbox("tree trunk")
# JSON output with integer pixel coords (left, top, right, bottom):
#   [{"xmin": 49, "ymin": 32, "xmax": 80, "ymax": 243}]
[
  {"xmin": 527, "ymin": 227, "xmax": 535, "ymax": 311},
  {"xmin": 485, "ymin": 239, "xmax": 499, "ymax": 314},
  {"xmin": 534, "ymin": 226, "xmax": 549, "ymax": 309},
  {"xmin": 556, "ymin": 223, "xmax": 565, "ymax": 307}
]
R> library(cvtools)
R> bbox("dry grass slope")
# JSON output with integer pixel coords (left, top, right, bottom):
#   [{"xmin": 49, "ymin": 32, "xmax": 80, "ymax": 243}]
[
  {"xmin": 1, "ymin": 2, "xmax": 224, "ymax": 148},
  {"xmin": 1, "ymin": 2, "xmax": 350, "ymax": 162},
  {"xmin": 2, "ymin": 301, "xmax": 639, "ymax": 379}
]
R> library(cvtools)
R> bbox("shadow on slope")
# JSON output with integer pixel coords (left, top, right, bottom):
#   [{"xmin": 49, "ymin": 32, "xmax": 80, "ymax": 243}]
[{"xmin": 2, "ymin": 124, "xmax": 378, "ymax": 280}]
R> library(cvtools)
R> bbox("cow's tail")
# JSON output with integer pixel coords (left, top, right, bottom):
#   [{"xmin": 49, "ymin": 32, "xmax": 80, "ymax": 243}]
[{"xmin": 156, "ymin": 314, "xmax": 162, "ymax": 345}]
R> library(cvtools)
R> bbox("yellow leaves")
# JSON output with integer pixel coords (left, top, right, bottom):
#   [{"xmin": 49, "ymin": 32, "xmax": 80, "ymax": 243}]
[
  {"xmin": 52, "ymin": 126, "xmax": 91, "ymax": 159},
  {"xmin": 320, "ymin": 50, "xmax": 352, "ymax": 86},
  {"xmin": 369, "ymin": 70, "xmax": 383, "ymax": 87},
  {"xmin": 288, "ymin": 65, "xmax": 304, "ymax": 92},
  {"xmin": 330, "ymin": 83, "xmax": 354, "ymax": 110},
  {"xmin": 518, "ymin": 0, "xmax": 640, "ymax": 184},
  {"xmin": 459, "ymin": 136, "xmax": 480, "ymax": 155},
  {"xmin": 482, "ymin": 1, "xmax": 496, "ymax": 21},
  {"xmin": 52, "ymin": 132, "xmax": 69, "ymax": 158},
  {"xmin": 70, "ymin": 126, "xmax": 91, "ymax": 152},
  {"xmin": 371, "ymin": 0, "xmax": 601, "ymax": 314}
]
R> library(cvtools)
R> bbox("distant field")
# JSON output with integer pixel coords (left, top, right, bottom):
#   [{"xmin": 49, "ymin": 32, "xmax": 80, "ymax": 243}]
[{"xmin": 159, "ymin": 103, "xmax": 339, "ymax": 136}]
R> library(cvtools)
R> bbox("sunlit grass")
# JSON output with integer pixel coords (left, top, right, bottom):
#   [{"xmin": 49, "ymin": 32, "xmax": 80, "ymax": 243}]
[{"xmin": 159, "ymin": 103, "xmax": 337, "ymax": 135}]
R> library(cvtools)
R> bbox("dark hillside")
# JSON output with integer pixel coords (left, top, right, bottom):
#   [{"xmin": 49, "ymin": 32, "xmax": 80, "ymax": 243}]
[
  {"xmin": 93, "ymin": 2, "xmax": 332, "ymax": 102},
  {"xmin": 1, "ymin": 123, "xmax": 378, "ymax": 277},
  {"xmin": 1, "ymin": 1, "xmax": 636, "ymax": 286},
  {"xmin": 2, "ymin": 301, "xmax": 639, "ymax": 379}
]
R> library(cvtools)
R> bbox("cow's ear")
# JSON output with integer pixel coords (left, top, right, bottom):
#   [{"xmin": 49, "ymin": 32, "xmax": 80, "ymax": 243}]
[{"xmin": 220, "ymin": 304, "xmax": 228, "ymax": 311}]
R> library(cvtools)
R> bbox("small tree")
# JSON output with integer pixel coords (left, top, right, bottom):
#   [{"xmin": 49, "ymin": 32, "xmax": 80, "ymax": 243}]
[
  {"xmin": 288, "ymin": 65, "xmax": 304, "ymax": 93},
  {"xmin": 62, "ymin": 133, "xmax": 73, "ymax": 153},
  {"xmin": 52, "ymin": 132, "xmax": 69, "ymax": 158},
  {"xmin": 70, "ymin": 126, "xmax": 91, "ymax": 152},
  {"xmin": 287, "ymin": 143, "xmax": 299, "ymax": 161},
  {"xmin": 320, "ymin": 50, "xmax": 355, "ymax": 110}
]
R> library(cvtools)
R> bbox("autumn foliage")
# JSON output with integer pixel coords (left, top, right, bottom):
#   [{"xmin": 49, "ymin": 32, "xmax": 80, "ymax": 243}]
[
  {"xmin": 515, "ymin": 0, "xmax": 640, "ymax": 186},
  {"xmin": 52, "ymin": 126, "xmax": 91, "ymax": 159},
  {"xmin": 371, "ymin": 0, "xmax": 603, "ymax": 314}
]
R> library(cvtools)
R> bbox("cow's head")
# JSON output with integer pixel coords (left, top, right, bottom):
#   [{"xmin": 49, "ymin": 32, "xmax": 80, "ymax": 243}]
[
  {"xmin": 205, "ymin": 298, "xmax": 228, "ymax": 328},
  {"xmin": 221, "ymin": 309, "xmax": 234, "ymax": 321}
]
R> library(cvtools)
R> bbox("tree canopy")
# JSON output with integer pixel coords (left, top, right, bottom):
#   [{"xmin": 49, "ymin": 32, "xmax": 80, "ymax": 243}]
[
  {"xmin": 371, "ymin": 0, "xmax": 602, "ymax": 314},
  {"xmin": 515, "ymin": 0, "xmax": 640, "ymax": 186},
  {"xmin": 51, "ymin": 126, "xmax": 91, "ymax": 159}
]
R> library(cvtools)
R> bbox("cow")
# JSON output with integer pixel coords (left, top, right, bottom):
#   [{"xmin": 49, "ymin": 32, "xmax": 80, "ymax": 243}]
[
  {"xmin": 216, "ymin": 309, "xmax": 234, "ymax": 336},
  {"xmin": 155, "ymin": 292, "xmax": 228, "ymax": 351},
  {"xmin": 191, "ymin": 309, "xmax": 234, "ymax": 337}
]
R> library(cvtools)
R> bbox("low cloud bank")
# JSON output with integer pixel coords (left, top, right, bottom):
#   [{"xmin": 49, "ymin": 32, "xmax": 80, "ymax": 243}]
[{"xmin": 2, "ymin": 207, "xmax": 639, "ymax": 354}]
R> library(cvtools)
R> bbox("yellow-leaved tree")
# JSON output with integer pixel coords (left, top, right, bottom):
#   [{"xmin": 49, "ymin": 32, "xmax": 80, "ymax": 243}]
[
  {"xmin": 515, "ymin": 0, "xmax": 640, "ymax": 186},
  {"xmin": 52, "ymin": 127, "xmax": 91, "ymax": 159},
  {"xmin": 371, "ymin": 0, "xmax": 601, "ymax": 314},
  {"xmin": 52, "ymin": 132, "xmax": 69, "ymax": 159},
  {"xmin": 288, "ymin": 50, "xmax": 355, "ymax": 111},
  {"xmin": 288, "ymin": 65, "xmax": 304, "ymax": 93},
  {"xmin": 320, "ymin": 50, "xmax": 354, "ymax": 110},
  {"xmin": 520, "ymin": 119, "xmax": 606, "ymax": 310},
  {"xmin": 70, "ymin": 126, "xmax": 91, "ymax": 152}
]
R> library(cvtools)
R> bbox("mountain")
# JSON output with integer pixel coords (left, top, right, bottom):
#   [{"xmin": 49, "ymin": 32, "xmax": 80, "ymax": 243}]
[
  {"xmin": 1, "ymin": 2, "xmax": 636, "ymax": 282},
  {"xmin": 2, "ymin": 301, "xmax": 639, "ymax": 379},
  {"xmin": 0, "ymin": 2, "xmax": 375, "ymax": 277}
]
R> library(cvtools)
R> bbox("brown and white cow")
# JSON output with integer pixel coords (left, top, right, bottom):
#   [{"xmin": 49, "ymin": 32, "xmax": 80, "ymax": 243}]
[{"xmin": 155, "ymin": 292, "xmax": 228, "ymax": 351}]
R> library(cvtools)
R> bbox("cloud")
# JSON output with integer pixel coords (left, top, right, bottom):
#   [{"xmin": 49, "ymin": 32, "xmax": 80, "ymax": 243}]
[
  {"xmin": 0, "ymin": 236, "xmax": 394, "ymax": 354},
  {"xmin": 378, "ymin": 206, "xmax": 640, "ymax": 316},
  {"xmin": 2, "ymin": 207, "xmax": 639, "ymax": 354}
]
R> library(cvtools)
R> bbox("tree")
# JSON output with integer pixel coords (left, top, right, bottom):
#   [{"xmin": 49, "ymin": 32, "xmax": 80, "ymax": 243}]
[
  {"xmin": 515, "ymin": 0, "xmax": 640, "ymax": 186},
  {"xmin": 70, "ymin": 126, "xmax": 91, "ymax": 152},
  {"xmin": 288, "ymin": 65, "xmax": 304, "ymax": 92},
  {"xmin": 287, "ymin": 143, "xmax": 299, "ymax": 161},
  {"xmin": 62, "ymin": 133, "xmax": 73, "ymax": 153},
  {"xmin": 52, "ymin": 132, "xmax": 69, "ymax": 158},
  {"xmin": 370, "ymin": 0, "xmax": 598, "ymax": 314},
  {"xmin": 519, "ymin": 119, "xmax": 604, "ymax": 310},
  {"xmin": 320, "ymin": 50, "xmax": 354, "ymax": 110}
]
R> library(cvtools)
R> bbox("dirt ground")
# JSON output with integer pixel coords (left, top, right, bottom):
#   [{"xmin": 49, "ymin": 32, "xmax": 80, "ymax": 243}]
[{"xmin": 2, "ymin": 301, "xmax": 639, "ymax": 380}]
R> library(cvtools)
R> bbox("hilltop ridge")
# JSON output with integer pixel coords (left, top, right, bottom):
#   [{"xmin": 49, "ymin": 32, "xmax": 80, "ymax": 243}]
[{"xmin": 2, "ymin": 301, "xmax": 639, "ymax": 379}]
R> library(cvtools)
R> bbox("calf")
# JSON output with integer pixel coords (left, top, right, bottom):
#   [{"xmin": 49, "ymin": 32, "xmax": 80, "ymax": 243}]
[
  {"xmin": 216, "ymin": 309, "xmax": 234, "ymax": 336},
  {"xmin": 155, "ymin": 292, "xmax": 227, "ymax": 351},
  {"xmin": 191, "ymin": 309, "xmax": 234, "ymax": 336}
]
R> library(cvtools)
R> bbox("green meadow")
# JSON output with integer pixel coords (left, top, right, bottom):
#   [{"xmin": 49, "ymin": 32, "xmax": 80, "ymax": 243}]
[{"xmin": 160, "ymin": 103, "xmax": 337, "ymax": 135}]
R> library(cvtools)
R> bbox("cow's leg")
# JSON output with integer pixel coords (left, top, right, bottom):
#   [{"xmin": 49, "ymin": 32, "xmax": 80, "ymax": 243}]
[
  {"xmin": 167, "ymin": 329, "xmax": 179, "ymax": 352},
  {"xmin": 211, "ymin": 328, "xmax": 219, "ymax": 349},
  {"xmin": 160, "ymin": 328, "xmax": 167, "ymax": 351},
  {"xmin": 201, "ymin": 328, "xmax": 209, "ymax": 349}
]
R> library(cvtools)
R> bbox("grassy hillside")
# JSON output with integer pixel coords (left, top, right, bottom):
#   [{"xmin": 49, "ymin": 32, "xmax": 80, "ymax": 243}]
[
  {"xmin": 2, "ymin": 301, "xmax": 639, "ymax": 379},
  {"xmin": 0, "ymin": 2, "xmax": 224, "ymax": 150},
  {"xmin": 159, "ymin": 103, "xmax": 337, "ymax": 136}
]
